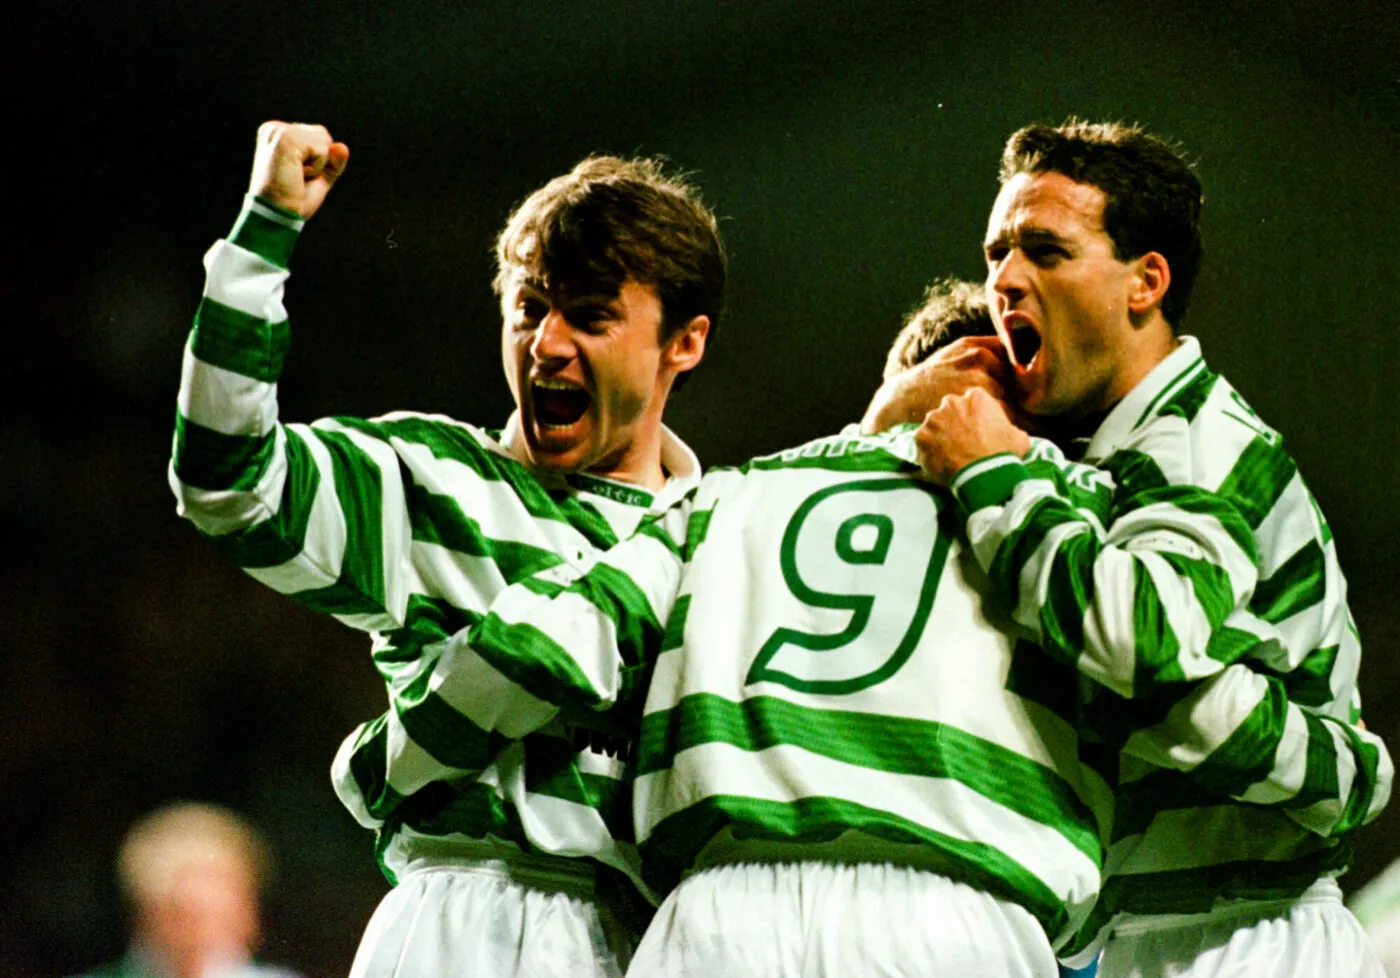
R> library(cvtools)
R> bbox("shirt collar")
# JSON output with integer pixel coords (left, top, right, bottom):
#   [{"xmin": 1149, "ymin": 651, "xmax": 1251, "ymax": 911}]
[
  {"xmin": 1084, "ymin": 335, "xmax": 1207, "ymax": 460},
  {"xmin": 500, "ymin": 410, "xmax": 701, "ymax": 510}
]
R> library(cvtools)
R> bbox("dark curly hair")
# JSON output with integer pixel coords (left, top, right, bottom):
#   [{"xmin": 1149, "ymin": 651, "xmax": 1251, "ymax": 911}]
[{"xmin": 1001, "ymin": 119, "xmax": 1203, "ymax": 327}]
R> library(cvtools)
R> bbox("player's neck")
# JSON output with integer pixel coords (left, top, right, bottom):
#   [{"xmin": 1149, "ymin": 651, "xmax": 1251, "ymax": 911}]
[
  {"xmin": 589, "ymin": 431, "xmax": 667, "ymax": 490},
  {"xmin": 1109, "ymin": 318, "xmax": 1179, "ymax": 408}
]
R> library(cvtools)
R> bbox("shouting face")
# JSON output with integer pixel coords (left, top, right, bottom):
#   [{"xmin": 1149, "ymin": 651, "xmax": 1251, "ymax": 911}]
[
  {"xmin": 500, "ymin": 272, "xmax": 700, "ymax": 484},
  {"xmin": 983, "ymin": 171, "xmax": 1151, "ymax": 419}
]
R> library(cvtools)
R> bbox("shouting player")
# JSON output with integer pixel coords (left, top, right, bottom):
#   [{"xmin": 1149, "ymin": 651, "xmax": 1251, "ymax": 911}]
[
  {"xmin": 914, "ymin": 119, "xmax": 1391, "ymax": 977},
  {"xmin": 387, "ymin": 280, "xmax": 1114, "ymax": 975},
  {"xmin": 169, "ymin": 121, "xmax": 724, "ymax": 977}
]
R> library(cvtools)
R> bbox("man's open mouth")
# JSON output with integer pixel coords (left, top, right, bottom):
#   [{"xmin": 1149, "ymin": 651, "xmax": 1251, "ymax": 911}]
[
  {"xmin": 1009, "ymin": 323, "xmax": 1042, "ymax": 369},
  {"xmin": 532, "ymin": 378, "xmax": 591, "ymax": 429}
]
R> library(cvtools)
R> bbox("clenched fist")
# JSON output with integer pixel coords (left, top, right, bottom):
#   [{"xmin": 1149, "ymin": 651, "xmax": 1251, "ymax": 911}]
[
  {"xmin": 248, "ymin": 121, "xmax": 350, "ymax": 219},
  {"xmin": 914, "ymin": 387, "xmax": 1031, "ymax": 487}
]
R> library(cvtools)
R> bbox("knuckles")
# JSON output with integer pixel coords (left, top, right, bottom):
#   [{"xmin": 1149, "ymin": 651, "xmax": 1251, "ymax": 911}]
[{"xmin": 256, "ymin": 120, "xmax": 332, "ymax": 157}]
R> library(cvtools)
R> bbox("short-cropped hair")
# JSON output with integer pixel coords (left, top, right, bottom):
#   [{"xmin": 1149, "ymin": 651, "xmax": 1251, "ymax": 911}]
[
  {"xmin": 884, "ymin": 278, "xmax": 995, "ymax": 380},
  {"xmin": 1000, "ymin": 119, "xmax": 1203, "ymax": 327}
]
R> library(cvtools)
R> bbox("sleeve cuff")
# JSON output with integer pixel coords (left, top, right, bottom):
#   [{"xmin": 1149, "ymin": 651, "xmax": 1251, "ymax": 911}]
[
  {"xmin": 228, "ymin": 194, "xmax": 305, "ymax": 268},
  {"xmin": 951, "ymin": 453, "xmax": 1030, "ymax": 513}
]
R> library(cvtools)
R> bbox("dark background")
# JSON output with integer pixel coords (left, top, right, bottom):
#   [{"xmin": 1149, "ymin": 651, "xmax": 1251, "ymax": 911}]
[{"xmin": 6, "ymin": 2, "xmax": 1397, "ymax": 975}]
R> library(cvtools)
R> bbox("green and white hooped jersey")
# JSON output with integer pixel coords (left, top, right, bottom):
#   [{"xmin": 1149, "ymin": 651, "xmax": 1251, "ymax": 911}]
[
  {"xmin": 456, "ymin": 428, "xmax": 1112, "ymax": 950},
  {"xmin": 949, "ymin": 336, "xmax": 1392, "ymax": 955},
  {"xmin": 168, "ymin": 195, "xmax": 701, "ymax": 890}
]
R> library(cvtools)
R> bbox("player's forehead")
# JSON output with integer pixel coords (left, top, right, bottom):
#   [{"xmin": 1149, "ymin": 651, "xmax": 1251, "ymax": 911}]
[
  {"xmin": 502, "ymin": 267, "xmax": 627, "ymax": 307},
  {"xmin": 984, "ymin": 171, "xmax": 1108, "ymax": 247}
]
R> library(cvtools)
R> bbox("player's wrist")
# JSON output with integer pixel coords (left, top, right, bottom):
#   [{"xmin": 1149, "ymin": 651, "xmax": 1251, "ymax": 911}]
[
  {"xmin": 951, "ymin": 453, "xmax": 1028, "ymax": 514},
  {"xmin": 229, "ymin": 194, "xmax": 306, "ymax": 269}
]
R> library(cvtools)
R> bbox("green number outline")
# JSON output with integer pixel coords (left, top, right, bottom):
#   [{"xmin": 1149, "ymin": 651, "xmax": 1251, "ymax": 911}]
[{"xmin": 746, "ymin": 479, "xmax": 951, "ymax": 694}]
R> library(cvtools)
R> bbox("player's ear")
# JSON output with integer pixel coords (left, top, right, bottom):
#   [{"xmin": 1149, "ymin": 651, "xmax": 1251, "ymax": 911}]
[
  {"xmin": 663, "ymin": 315, "xmax": 709, "ymax": 374},
  {"xmin": 1128, "ymin": 252, "xmax": 1171, "ymax": 316}
]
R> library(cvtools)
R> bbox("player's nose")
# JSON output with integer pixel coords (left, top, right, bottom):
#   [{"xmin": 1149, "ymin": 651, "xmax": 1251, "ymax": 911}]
[
  {"xmin": 989, "ymin": 250, "xmax": 1030, "ymax": 304},
  {"xmin": 531, "ymin": 307, "xmax": 577, "ymax": 363}
]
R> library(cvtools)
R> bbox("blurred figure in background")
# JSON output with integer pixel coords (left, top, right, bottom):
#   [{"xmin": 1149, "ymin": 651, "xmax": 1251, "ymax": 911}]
[
  {"xmin": 1351, "ymin": 858, "xmax": 1400, "ymax": 977},
  {"xmin": 71, "ymin": 802, "xmax": 300, "ymax": 978}
]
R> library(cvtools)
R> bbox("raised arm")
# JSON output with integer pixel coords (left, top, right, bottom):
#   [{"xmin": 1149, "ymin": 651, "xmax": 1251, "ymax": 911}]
[{"xmin": 169, "ymin": 122, "xmax": 425, "ymax": 632}]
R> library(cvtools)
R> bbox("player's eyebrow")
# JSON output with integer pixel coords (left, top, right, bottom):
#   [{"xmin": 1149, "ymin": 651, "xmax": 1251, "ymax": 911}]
[
  {"xmin": 1021, "ymin": 226, "xmax": 1071, "ymax": 245},
  {"xmin": 984, "ymin": 225, "xmax": 1074, "ymax": 255},
  {"xmin": 516, "ymin": 274, "xmax": 619, "ymax": 304}
]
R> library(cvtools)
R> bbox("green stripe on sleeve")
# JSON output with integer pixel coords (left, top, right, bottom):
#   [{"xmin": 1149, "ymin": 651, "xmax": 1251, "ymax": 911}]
[
  {"xmin": 1282, "ymin": 645, "xmax": 1339, "ymax": 707},
  {"xmin": 1281, "ymin": 710, "xmax": 1342, "ymax": 814},
  {"xmin": 200, "ymin": 426, "xmax": 319, "ymax": 567},
  {"xmin": 1022, "ymin": 456, "xmax": 1114, "ymax": 517},
  {"xmin": 1102, "ymin": 449, "xmax": 1170, "ymax": 496},
  {"xmin": 337, "ymin": 414, "xmax": 622, "ymax": 550},
  {"xmin": 569, "ymin": 561, "xmax": 669, "ymax": 668},
  {"xmin": 472, "ymin": 558, "xmax": 669, "ymax": 710},
  {"xmin": 1333, "ymin": 719, "xmax": 1381, "ymax": 834},
  {"xmin": 230, "ymin": 198, "xmax": 303, "ymax": 268},
  {"xmin": 344, "ymin": 715, "xmax": 406, "ymax": 820},
  {"xmin": 1252, "ymin": 541, "xmax": 1327, "ymax": 625},
  {"xmin": 395, "ymin": 669, "xmax": 507, "ymax": 771},
  {"xmin": 1111, "ymin": 483, "xmax": 1257, "ymax": 561},
  {"xmin": 309, "ymin": 427, "xmax": 388, "ymax": 612},
  {"xmin": 405, "ymin": 481, "xmax": 566, "ymax": 582},
  {"xmin": 290, "ymin": 582, "xmax": 389, "ymax": 618},
  {"xmin": 1156, "ymin": 551, "xmax": 1235, "ymax": 630},
  {"xmin": 189, "ymin": 298, "xmax": 291, "ymax": 383},
  {"xmin": 172, "ymin": 413, "xmax": 278, "ymax": 491},
  {"xmin": 1184, "ymin": 677, "xmax": 1286, "ymax": 797},
  {"xmin": 1216, "ymin": 439, "xmax": 1296, "ymax": 530},
  {"xmin": 1203, "ymin": 626, "xmax": 1268, "ymax": 667},
  {"xmin": 1015, "ymin": 509, "xmax": 1095, "ymax": 669},
  {"xmin": 953, "ymin": 455, "xmax": 1029, "ymax": 513},
  {"xmin": 1130, "ymin": 559, "xmax": 1186, "ymax": 690},
  {"xmin": 471, "ymin": 617, "xmax": 611, "ymax": 713}
]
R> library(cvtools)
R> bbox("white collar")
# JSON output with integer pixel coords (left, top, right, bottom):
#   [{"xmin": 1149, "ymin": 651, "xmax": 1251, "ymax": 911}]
[
  {"xmin": 499, "ymin": 410, "xmax": 701, "ymax": 508},
  {"xmin": 1085, "ymin": 335, "xmax": 1208, "ymax": 459}
]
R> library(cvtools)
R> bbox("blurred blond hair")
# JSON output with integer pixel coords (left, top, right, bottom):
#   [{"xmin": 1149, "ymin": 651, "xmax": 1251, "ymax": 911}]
[{"xmin": 117, "ymin": 802, "xmax": 271, "ymax": 907}]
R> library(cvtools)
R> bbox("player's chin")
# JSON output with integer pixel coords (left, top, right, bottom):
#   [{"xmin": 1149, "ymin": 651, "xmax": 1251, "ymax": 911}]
[
  {"xmin": 526, "ymin": 425, "xmax": 596, "ymax": 473},
  {"xmin": 1013, "ymin": 378, "xmax": 1047, "ymax": 416}
]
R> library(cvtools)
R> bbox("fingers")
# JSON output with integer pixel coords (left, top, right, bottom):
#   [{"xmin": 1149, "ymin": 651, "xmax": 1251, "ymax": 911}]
[
  {"xmin": 957, "ymin": 335, "xmax": 1008, "ymax": 353},
  {"xmin": 250, "ymin": 121, "xmax": 349, "ymax": 219},
  {"xmin": 323, "ymin": 141, "xmax": 351, "ymax": 182},
  {"xmin": 260, "ymin": 119, "xmax": 334, "ymax": 159}
]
